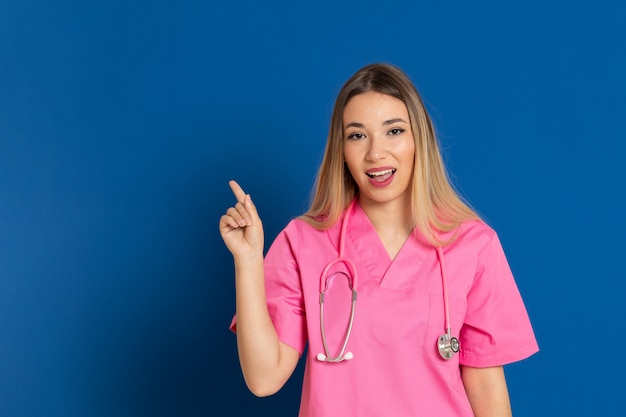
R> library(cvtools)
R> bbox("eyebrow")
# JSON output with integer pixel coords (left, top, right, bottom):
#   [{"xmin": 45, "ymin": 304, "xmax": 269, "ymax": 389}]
[
  {"xmin": 383, "ymin": 118, "xmax": 408, "ymax": 126},
  {"xmin": 344, "ymin": 118, "xmax": 408, "ymax": 130}
]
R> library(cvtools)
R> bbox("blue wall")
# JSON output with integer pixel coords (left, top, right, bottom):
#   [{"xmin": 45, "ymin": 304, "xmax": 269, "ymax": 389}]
[{"xmin": 1, "ymin": 1, "xmax": 624, "ymax": 416}]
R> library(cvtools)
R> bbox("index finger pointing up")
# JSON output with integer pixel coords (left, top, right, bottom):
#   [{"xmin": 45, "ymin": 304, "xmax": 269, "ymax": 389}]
[{"xmin": 228, "ymin": 180, "xmax": 247, "ymax": 202}]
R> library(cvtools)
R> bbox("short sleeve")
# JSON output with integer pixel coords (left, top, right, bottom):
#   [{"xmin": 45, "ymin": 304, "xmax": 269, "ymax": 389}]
[
  {"xmin": 229, "ymin": 222, "xmax": 307, "ymax": 354},
  {"xmin": 459, "ymin": 232, "xmax": 539, "ymax": 367}
]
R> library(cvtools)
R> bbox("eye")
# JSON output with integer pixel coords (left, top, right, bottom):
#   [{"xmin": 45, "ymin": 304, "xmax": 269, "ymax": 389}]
[
  {"xmin": 388, "ymin": 128, "xmax": 405, "ymax": 136},
  {"xmin": 346, "ymin": 132, "xmax": 365, "ymax": 140}
]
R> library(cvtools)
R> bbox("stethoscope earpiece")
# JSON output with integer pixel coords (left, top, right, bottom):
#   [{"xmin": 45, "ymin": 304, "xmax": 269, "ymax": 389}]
[{"xmin": 317, "ymin": 351, "xmax": 353, "ymax": 362}]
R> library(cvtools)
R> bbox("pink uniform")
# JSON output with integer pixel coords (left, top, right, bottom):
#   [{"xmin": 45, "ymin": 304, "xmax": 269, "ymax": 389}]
[{"xmin": 231, "ymin": 201, "xmax": 538, "ymax": 416}]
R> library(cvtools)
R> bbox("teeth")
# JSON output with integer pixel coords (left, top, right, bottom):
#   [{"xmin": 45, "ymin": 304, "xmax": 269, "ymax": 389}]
[{"xmin": 367, "ymin": 169, "xmax": 395, "ymax": 177}]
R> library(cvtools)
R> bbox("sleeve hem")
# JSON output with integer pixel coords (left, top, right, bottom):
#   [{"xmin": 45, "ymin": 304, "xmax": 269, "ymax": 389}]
[
  {"xmin": 459, "ymin": 341, "xmax": 539, "ymax": 368},
  {"xmin": 229, "ymin": 316, "xmax": 306, "ymax": 355}
]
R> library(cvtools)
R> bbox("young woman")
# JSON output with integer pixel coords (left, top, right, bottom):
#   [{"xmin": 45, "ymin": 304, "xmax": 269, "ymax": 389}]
[{"xmin": 219, "ymin": 63, "xmax": 538, "ymax": 417}]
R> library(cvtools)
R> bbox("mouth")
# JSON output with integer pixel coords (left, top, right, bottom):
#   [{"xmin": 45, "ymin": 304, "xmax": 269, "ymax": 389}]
[
  {"xmin": 365, "ymin": 168, "xmax": 396, "ymax": 187},
  {"xmin": 366, "ymin": 168, "xmax": 396, "ymax": 181}
]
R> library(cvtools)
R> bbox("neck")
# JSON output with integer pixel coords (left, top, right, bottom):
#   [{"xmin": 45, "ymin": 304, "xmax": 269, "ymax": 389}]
[{"xmin": 358, "ymin": 197, "xmax": 414, "ymax": 236}]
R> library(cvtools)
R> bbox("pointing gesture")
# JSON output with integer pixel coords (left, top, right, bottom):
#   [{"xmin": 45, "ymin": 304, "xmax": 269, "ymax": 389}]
[{"xmin": 219, "ymin": 180, "xmax": 264, "ymax": 260}]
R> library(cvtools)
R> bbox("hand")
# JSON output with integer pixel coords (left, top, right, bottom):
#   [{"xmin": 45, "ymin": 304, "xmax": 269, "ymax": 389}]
[{"xmin": 219, "ymin": 180, "xmax": 264, "ymax": 260}]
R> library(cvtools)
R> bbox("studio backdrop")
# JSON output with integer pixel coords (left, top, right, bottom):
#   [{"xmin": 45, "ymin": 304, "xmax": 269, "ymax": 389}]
[{"xmin": 1, "ymin": 1, "xmax": 624, "ymax": 416}]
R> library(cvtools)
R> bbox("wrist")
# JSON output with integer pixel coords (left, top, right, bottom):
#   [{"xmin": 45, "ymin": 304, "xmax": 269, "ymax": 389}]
[{"xmin": 234, "ymin": 251, "xmax": 264, "ymax": 268}]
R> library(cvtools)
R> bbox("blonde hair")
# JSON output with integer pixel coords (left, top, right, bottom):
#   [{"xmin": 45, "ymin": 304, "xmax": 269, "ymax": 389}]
[{"xmin": 300, "ymin": 63, "xmax": 479, "ymax": 246}]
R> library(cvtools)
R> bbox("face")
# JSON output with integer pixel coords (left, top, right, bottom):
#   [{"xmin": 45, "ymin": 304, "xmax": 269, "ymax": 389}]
[{"xmin": 343, "ymin": 91, "xmax": 415, "ymax": 208}]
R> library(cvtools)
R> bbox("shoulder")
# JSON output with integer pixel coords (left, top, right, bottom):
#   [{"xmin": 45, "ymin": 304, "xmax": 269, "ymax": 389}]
[
  {"xmin": 446, "ymin": 219, "xmax": 500, "ymax": 256},
  {"xmin": 282, "ymin": 217, "xmax": 329, "ymax": 237},
  {"xmin": 270, "ymin": 217, "xmax": 337, "ymax": 250},
  {"xmin": 265, "ymin": 217, "xmax": 340, "ymax": 264},
  {"xmin": 457, "ymin": 219, "xmax": 497, "ymax": 244}
]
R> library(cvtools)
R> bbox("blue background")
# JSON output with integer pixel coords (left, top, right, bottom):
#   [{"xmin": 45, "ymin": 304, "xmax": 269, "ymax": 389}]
[{"xmin": 1, "ymin": 0, "xmax": 624, "ymax": 416}]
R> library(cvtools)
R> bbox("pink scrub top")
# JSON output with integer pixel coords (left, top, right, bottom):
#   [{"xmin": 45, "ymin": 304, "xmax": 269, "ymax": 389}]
[{"xmin": 231, "ymin": 202, "xmax": 538, "ymax": 417}]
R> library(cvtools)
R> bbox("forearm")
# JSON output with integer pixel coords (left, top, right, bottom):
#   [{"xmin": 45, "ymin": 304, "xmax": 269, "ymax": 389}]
[
  {"xmin": 219, "ymin": 182, "xmax": 297, "ymax": 395},
  {"xmin": 234, "ymin": 255, "xmax": 298, "ymax": 396},
  {"xmin": 461, "ymin": 366, "xmax": 512, "ymax": 417}
]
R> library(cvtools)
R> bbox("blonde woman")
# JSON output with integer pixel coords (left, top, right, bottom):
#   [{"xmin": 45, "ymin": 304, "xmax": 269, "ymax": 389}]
[{"xmin": 219, "ymin": 63, "xmax": 538, "ymax": 417}]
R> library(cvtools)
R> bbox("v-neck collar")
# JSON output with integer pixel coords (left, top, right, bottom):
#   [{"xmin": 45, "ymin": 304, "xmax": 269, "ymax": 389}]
[{"xmin": 345, "ymin": 201, "xmax": 428, "ymax": 290}]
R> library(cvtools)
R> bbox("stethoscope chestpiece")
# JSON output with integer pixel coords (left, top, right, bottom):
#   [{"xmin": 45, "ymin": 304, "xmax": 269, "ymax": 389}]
[{"xmin": 437, "ymin": 332, "xmax": 460, "ymax": 360}]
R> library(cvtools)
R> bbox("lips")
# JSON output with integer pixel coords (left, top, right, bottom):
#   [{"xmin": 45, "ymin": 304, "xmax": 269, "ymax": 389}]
[
  {"xmin": 366, "ymin": 167, "xmax": 396, "ymax": 186},
  {"xmin": 366, "ymin": 168, "xmax": 396, "ymax": 180}
]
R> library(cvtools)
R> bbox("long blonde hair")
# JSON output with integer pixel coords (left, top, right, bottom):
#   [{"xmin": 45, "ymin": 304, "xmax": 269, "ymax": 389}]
[{"xmin": 300, "ymin": 63, "xmax": 479, "ymax": 246}]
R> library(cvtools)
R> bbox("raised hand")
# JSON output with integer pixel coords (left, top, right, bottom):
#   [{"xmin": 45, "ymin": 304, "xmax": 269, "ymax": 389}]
[{"xmin": 219, "ymin": 180, "xmax": 264, "ymax": 260}]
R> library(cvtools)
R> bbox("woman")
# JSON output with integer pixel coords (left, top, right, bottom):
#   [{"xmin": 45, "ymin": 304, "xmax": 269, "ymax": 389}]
[{"xmin": 219, "ymin": 63, "xmax": 538, "ymax": 416}]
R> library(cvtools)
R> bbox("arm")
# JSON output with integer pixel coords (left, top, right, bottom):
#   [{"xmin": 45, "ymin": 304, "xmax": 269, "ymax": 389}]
[
  {"xmin": 220, "ymin": 180, "xmax": 300, "ymax": 397},
  {"xmin": 461, "ymin": 365, "xmax": 512, "ymax": 417}
]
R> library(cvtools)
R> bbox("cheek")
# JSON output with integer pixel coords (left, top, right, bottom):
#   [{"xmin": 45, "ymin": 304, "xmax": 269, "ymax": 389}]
[
  {"xmin": 397, "ymin": 141, "xmax": 416, "ymax": 182},
  {"xmin": 344, "ymin": 159, "xmax": 361, "ymax": 181},
  {"xmin": 342, "ymin": 145, "xmax": 360, "ymax": 173},
  {"xmin": 397, "ymin": 140, "xmax": 416, "ymax": 164}
]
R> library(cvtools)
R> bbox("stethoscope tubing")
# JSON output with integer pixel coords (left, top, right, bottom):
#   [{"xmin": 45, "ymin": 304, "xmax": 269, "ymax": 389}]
[
  {"xmin": 436, "ymin": 246, "xmax": 452, "ymax": 336},
  {"xmin": 318, "ymin": 277, "xmax": 356, "ymax": 362}
]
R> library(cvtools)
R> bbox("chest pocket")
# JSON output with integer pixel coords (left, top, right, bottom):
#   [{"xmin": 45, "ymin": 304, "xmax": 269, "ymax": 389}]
[{"xmin": 423, "ymin": 292, "xmax": 467, "ymax": 367}]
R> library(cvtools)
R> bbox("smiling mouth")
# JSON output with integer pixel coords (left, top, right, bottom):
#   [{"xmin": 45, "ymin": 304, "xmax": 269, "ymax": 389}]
[{"xmin": 366, "ymin": 169, "xmax": 396, "ymax": 179}]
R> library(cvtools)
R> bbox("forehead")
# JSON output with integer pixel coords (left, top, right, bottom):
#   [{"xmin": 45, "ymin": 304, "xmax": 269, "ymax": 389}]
[{"xmin": 343, "ymin": 91, "xmax": 408, "ymax": 123}]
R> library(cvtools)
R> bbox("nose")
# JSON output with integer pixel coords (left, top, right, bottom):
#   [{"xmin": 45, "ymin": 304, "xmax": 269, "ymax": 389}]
[{"xmin": 365, "ymin": 135, "xmax": 387, "ymax": 161}]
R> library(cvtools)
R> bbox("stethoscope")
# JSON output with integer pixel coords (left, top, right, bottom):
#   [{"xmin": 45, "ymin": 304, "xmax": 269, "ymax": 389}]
[{"xmin": 316, "ymin": 200, "xmax": 460, "ymax": 363}]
